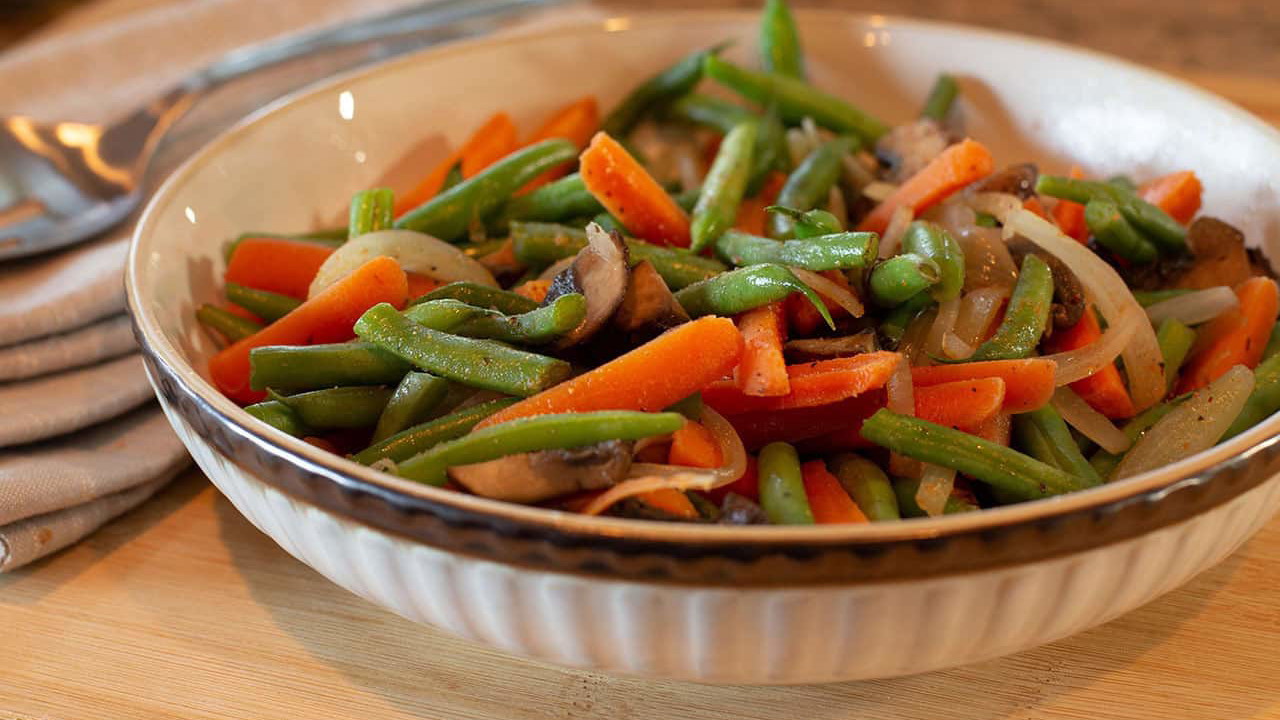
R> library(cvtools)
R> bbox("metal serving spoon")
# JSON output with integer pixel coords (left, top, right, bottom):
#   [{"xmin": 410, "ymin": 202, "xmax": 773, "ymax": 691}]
[{"xmin": 0, "ymin": 0, "xmax": 561, "ymax": 262}]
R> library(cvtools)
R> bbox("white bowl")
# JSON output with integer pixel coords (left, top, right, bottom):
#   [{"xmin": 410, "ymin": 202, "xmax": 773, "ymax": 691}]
[{"xmin": 127, "ymin": 11, "xmax": 1280, "ymax": 683}]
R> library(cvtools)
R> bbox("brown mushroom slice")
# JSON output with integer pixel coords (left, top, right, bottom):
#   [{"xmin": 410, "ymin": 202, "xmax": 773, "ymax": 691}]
[
  {"xmin": 875, "ymin": 119, "xmax": 950, "ymax": 183},
  {"xmin": 977, "ymin": 163, "xmax": 1039, "ymax": 199},
  {"xmin": 784, "ymin": 331, "xmax": 878, "ymax": 362},
  {"xmin": 1175, "ymin": 217, "xmax": 1254, "ymax": 290},
  {"xmin": 613, "ymin": 260, "xmax": 691, "ymax": 334},
  {"xmin": 545, "ymin": 223, "xmax": 630, "ymax": 348},
  {"xmin": 1007, "ymin": 236, "xmax": 1086, "ymax": 330},
  {"xmin": 448, "ymin": 439, "xmax": 635, "ymax": 504}
]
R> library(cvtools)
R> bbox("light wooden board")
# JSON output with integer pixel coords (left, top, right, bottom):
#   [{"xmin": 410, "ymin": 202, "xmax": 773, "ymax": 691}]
[{"xmin": 2, "ymin": 72, "xmax": 1279, "ymax": 720}]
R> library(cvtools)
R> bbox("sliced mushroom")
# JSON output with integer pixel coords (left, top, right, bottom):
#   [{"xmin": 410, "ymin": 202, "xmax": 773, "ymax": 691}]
[
  {"xmin": 977, "ymin": 163, "xmax": 1039, "ymax": 199},
  {"xmin": 1007, "ymin": 236, "xmax": 1086, "ymax": 330},
  {"xmin": 447, "ymin": 439, "xmax": 634, "ymax": 504},
  {"xmin": 545, "ymin": 223, "xmax": 630, "ymax": 348},
  {"xmin": 784, "ymin": 331, "xmax": 878, "ymax": 362},
  {"xmin": 612, "ymin": 260, "xmax": 690, "ymax": 334},
  {"xmin": 718, "ymin": 492, "xmax": 769, "ymax": 525},
  {"xmin": 875, "ymin": 119, "xmax": 950, "ymax": 183},
  {"xmin": 1175, "ymin": 217, "xmax": 1255, "ymax": 290}
]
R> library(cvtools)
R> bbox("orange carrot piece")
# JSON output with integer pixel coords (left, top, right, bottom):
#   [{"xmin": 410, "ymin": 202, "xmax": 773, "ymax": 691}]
[
  {"xmin": 734, "ymin": 171, "xmax": 788, "ymax": 235},
  {"xmin": 1140, "ymin": 170, "xmax": 1202, "ymax": 225},
  {"xmin": 210, "ymin": 256, "xmax": 408, "ymax": 405},
  {"xmin": 1177, "ymin": 276, "xmax": 1280, "ymax": 393},
  {"xmin": 786, "ymin": 268, "xmax": 850, "ymax": 336},
  {"xmin": 405, "ymin": 272, "xmax": 445, "ymax": 300},
  {"xmin": 732, "ymin": 393, "xmax": 884, "ymax": 451},
  {"xmin": 224, "ymin": 237, "xmax": 334, "ymax": 300},
  {"xmin": 708, "ymin": 455, "xmax": 760, "ymax": 502},
  {"xmin": 703, "ymin": 351, "xmax": 900, "ymax": 415},
  {"xmin": 1052, "ymin": 166, "xmax": 1089, "ymax": 243},
  {"xmin": 477, "ymin": 316, "xmax": 744, "ymax": 428},
  {"xmin": 302, "ymin": 436, "xmax": 341, "ymax": 454},
  {"xmin": 1041, "ymin": 307, "xmax": 1135, "ymax": 419},
  {"xmin": 911, "ymin": 358, "xmax": 1055, "ymax": 414},
  {"xmin": 460, "ymin": 112, "xmax": 518, "ymax": 178},
  {"xmin": 971, "ymin": 412, "xmax": 1013, "ymax": 446},
  {"xmin": 223, "ymin": 303, "xmax": 262, "ymax": 324},
  {"xmin": 1022, "ymin": 196, "xmax": 1049, "ymax": 219},
  {"xmin": 638, "ymin": 488, "xmax": 700, "ymax": 519},
  {"xmin": 513, "ymin": 279, "xmax": 551, "ymax": 303},
  {"xmin": 801, "ymin": 460, "xmax": 869, "ymax": 524},
  {"xmin": 521, "ymin": 96, "xmax": 600, "ymax": 192},
  {"xmin": 735, "ymin": 302, "xmax": 790, "ymax": 397},
  {"xmin": 394, "ymin": 155, "xmax": 460, "ymax": 217},
  {"xmin": 579, "ymin": 131, "xmax": 692, "ymax": 247},
  {"xmin": 668, "ymin": 419, "xmax": 723, "ymax": 468},
  {"xmin": 857, "ymin": 138, "xmax": 994, "ymax": 235},
  {"xmin": 913, "ymin": 377, "xmax": 1007, "ymax": 429}
]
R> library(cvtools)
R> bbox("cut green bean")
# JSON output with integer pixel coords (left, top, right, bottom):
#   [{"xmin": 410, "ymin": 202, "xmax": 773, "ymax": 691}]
[
  {"xmin": 348, "ymin": 187, "xmax": 394, "ymax": 239},
  {"xmin": 893, "ymin": 478, "xmax": 978, "ymax": 517},
  {"xmin": 691, "ymin": 120, "xmax": 758, "ymax": 252},
  {"xmin": 355, "ymin": 303, "xmax": 571, "ymax": 397},
  {"xmin": 1013, "ymin": 405, "xmax": 1104, "ymax": 485},
  {"xmin": 861, "ymin": 409, "xmax": 1095, "ymax": 502},
  {"xmin": 758, "ymin": 442, "xmax": 814, "ymax": 525},
  {"xmin": 1156, "ymin": 317, "xmax": 1197, "ymax": 390},
  {"xmin": 704, "ymin": 55, "xmax": 888, "ymax": 144},
  {"xmin": 1107, "ymin": 175, "xmax": 1138, "ymax": 193},
  {"xmin": 371, "ymin": 372, "xmax": 451, "ymax": 444},
  {"xmin": 1085, "ymin": 198, "xmax": 1158, "ymax": 263},
  {"xmin": 197, "ymin": 304, "xmax": 262, "ymax": 343},
  {"xmin": 879, "ymin": 292, "xmax": 933, "ymax": 344},
  {"xmin": 244, "ymin": 400, "xmax": 311, "ymax": 438},
  {"xmin": 920, "ymin": 73, "xmax": 959, "ymax": 122},
  {"xmin": 764, "ymin": 205, "xmax": 843, "ymax": 238},
  {"xmin": 414, "ymin": 281, "xmax": 538, "ymax": 314},
  {"xmin": 590, "ymin": 212, "xmax": 625, "ymax": 235},
  {"xmin": 249, "ymin": 342, "xmax": 410, "ymax": 392},
  {"xmin": 828, "ymin": 453, "xmax": 900, "ymax": 521},
  {"xmin": 509, "ymin": 222, "xmax": 725, "ymax": 289},
  {"xmin": 395, "ymin": 139, "xmax": 577, "ymax": 241},
  {"xmin": 1265, "ymin": 322, "xmax": 1280, "ymax": 362},
  {"xmin": 601, "ymin": 43, "xmax": 731, "ymax": 138},
  {"xmin": 490, "ymin": 173, "xmax": 604, "ymax": 232},
  {"xmin": 352, "ymin": 398, "xmax": 519, "ymax": 465},
  {"xmin": 1036, "ymin": 174, "xmax": 1186, "ymax": 252},
  {"xmin": 397, "ymin": 411, "xmax": 685, "ymax": 486},
  {"xmin": 1133, "ymin": 288, "xmax": 1192, "ymax": 307},
  {"xmin": 225, "ymin": 283, "xmax": 301, "ymax": 322},
  {"xmin": 665, "ymin": 392, "xmax": 704, "ymax": 421},
  {"xmin": 868, "ymin": 254, "xmax": 941, "ymax": 307},
  {"xmin": 965, "ymin": 254, "xmax": 1053, "ymax": 361},
  {"xmin": 674, "ymin": 264, "xmax": 833, "ymax": 327},
  {"xmin": 715, "ymin": 229, "xmax": 877, "ymax": 272},
  {"xmin": 769, "ymin": 137, "xmax": 858, "ymax": 238},
  {"xmin": 759, "ymin": 0, "xmax": 805, "ymax": 79},
  {"xmin": 900, "ymin": 221, "xmax": 964, "ymax": 301},
  {"xmin": 1223, "ymin": 351, "xmax": 1280, "ymax": 440},
  {"xmin": 269, "ymin": 386, "xmax": 393, "ymax": 430},
  {"xmin": 404, "ymin": 294, "xmax": 587, "ymax": 345},
  {"xmin": 440, "ymin": 163, "xmax": 464, "ymax": 193},
  {"xmin": 667, "ymin": 95, "xmax": 788, "ymax": 193}
]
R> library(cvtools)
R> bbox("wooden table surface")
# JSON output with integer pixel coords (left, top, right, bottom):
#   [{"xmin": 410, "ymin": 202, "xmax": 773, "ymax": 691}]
[{"xmin": 4, "ymin": 31, "xmax": 1280, "ymax": 720}]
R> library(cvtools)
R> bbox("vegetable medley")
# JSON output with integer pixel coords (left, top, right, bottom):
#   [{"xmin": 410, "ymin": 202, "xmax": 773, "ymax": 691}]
[{"xmin": 198, "ymin": 0, "xmax": 1280, "ymax": 524}]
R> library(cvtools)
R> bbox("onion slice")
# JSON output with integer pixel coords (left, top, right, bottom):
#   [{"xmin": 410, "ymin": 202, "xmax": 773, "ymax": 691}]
[
  {"xmin": 790, "ymin": 267, "xmax": 864, "ymax": 318},
  {"xmin": 916, "ymin": 464, "xmax": 956, "ymax": 517},
  {"xmin": 862, "ymin": 181, "xmax": 898, "ymax": 203},
  {"xmin": 925, "ymin": 296, "xmax": 962, "ymax": 358},
  {"xmin": 1052, "ymin": 387, "xmax": 1131, "ymax": 454},
  {"xmin": 886, "ymin": 354, "xmax": 921, "ymax": 477},
  {"xmin": 1145, "ymin": 286, "xmax": 1238, "ymax": 326},
  {"xmin": 878, "ymin": 205, "xmax": 914, "ymax": 258},
  {"xmin": 1041, "ymin": 309, "xmax": 1139, "ymax": 386},
  {"xmin": 952, "ymin": 286, "xmax": 1009, "ymax": 351},
  {"xmin": 308, "ymin": 229, "xmax": 496, "ymax": 298}
]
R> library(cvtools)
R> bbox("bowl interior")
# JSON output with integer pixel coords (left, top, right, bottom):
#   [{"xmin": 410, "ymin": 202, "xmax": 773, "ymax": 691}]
[{"xmin": 131, "ymin": 10, "xmax": 1280, "ymax": 540}]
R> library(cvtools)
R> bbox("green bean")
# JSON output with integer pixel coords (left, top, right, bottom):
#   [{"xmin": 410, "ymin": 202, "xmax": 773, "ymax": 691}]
[
  {"xmin": 1036, "ymin": 175, "xmax": 1186, "ymax": 252},
  {"xmin": 920, "ymin": 73, "xmax": 959, "ymax": 122},
  {"xmin": 269, "ymin": 386, "xmax": 393, "ymax": 429},
  {"xmin": 509, "ymin": 222, "xmax": 725, "ymax": 289},
  {"xmin": 244, "ymin": 400, "xmax": 311, "ymax": 438},
  {"xmin": 691, "ymin": 121, "xmax": 758, "ymax": 252},
  {"xmin": 673, "ymin": 187, "xmax": 702, "ymax": 213},
  {"xmin": 490, "ymin": 173, "xmax": 604, "ymax": 232},
  {"xmin": 222, "ymin": 231, "xmax": 345, "ymax": 263},
  {"xmin": 404, "ymin": 294, "xmax": 587, "ymax": 345},
  {"xmin": 601, "ymin": 42, "xmax": 731, "ymax": 138},
  {"xmin": 1265, "ymin": 321, "xmax": 1280, "ymax": 362},
  {"xmin": 674, "ymin": 264, "xmax": 833, "ymax": 327},
  {"xmin": 893, "ymin": 478, "xmax": 978, "ymax": 517},
  {"xmin": 197, "ymin": 305, "xmax": 262, "ymax": 343},
  {"xmin": 757, "ymin": 442, "xmax": 814, "ymax": 525},
  {"xmin": 1223, "ymin": 352, "xmax": 1280, "ymax": 440},
  {"xmin": 879, "ymin": 292, "xmax": 933, "ymax": 344},
  {"xmin": 249, "ymin": 342, "xmax": 410, "ymax": 392},
  {"xmin": 1013, "ymin": 405, "xmax": 1103, "ymax": 485},
  {"xmin": 348, "ymin": 187, "xmax": 394, "ymax": 239},
  {"xmin": 860, "ymin": 410, "xmax": 1095, "ymax": 502},
  {"xmin": 900, "ymin": 221, "xmax": 964, "ymax": 301},
  {"xmin": 665, "ymin": 392, "xmax": 704, "ymax": 421},
  {"xmin": 352, "ymin": 398, "xmax": 518, "ymax": 466},
  {"xmin": 704, "ymin": 55, "xmax": 888, "ymax": 144},
  {"xmin": 1133, "ymin": 288, "xmax": 1192, "ymax": 307},
  {"xmin": 869, "ymin": 254, "xmax": 941, "ymax": 307},
  {"xmin": 590, "ymin": 212, "xmax": 625, "ymax": 235},
  {"xmin": 1084, "ymin": 198, "xmax": 1158, "ymax": 263},
  {"xmin": 370, "ymin": 372, "xmax": 451, "ymax": 444},
  {"xmin": 414, "ymin": 281, "xmax": 538, "ymax": 314},
  {"xmin": 396, "ymin": 139, "xmax": 577, "ymax": 241},
  {"xmin": 764, "ymin": 205, "xmax": 843, "ymax": 238},
  {"xmin": 974, "ymin": 211, "xmax": 998, "ymax": 228},
  {"xmin": 715, "ymin": 229, "xmax": 877, "ymax": 272},
  {"xmin": 667, "ymin": 96, "xmax": 788, "ymax": 194},
  {"xmin": 1106, "ymin": 174, "xmax": 1138, "ymax": 193},
  {"xmin": 397, "ymin": 411, "xmax": 685, "ymax": 486},
  {"xmin": 1157, "ymin": 317, "xmax": 1197, "ymax": 390},
  {"xmin": 355, "ymin": 303, "xmax": 571, "ymax": 397},
  {"xmin": 440, "ymin": 163, "xmax": 464, "ymax": 193},
  {"xmin": 828, "ymin": 453, "xmax": 900, "ymax": 521},
  {"xmin": 769, "ymin": 137, "xmax": 858, "ymax": 238},
  {"xmin": 224, "ymin": 283, "xmax": 300, "ymax": 322},
  {"xmin": 669, "ymin": 93, "xmax": 754, "ymax": 129},
  {"xmin": 759, "ymin": 0, "xmax": 805, "ymax": 79},
  {"xmin": 966, "ymin": 254, "xmax": 1053, "ymax": 361}
]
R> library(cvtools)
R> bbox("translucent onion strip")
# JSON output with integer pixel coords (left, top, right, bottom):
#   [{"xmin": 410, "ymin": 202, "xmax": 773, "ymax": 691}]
[
  {"xmin": 1052, "ymin": 387, "xmax": 1131, "ymax": 454},
  {"xmin": 898, "ymin": 306, "xmax": 937, "ymax": 366},
  {"xmin": 916, "ymin": 464, "xmax": 956, "ymax": 517},
  {"xmin": 1145, "ymin": 286, "xmax": 1238, "ymax": 326},
  {"xmin": 926, "ymin": 296, "xmax": 962, "ymax": 358},
  {"xmin": 1041, "ymin": 309, "xmax": 1139, "ymax": 385},
  {"xmin": 791, "ymin": 267, "xmax": 865, "ymax": 318},
  {"xmin": 841, "ymin": 153, "xmax": 875, "ymax": 191},
  {"xmin": 954, "ymin": 226, "xmax": 1019, "ymax": 291},
  {"xmin": 886, "ymin": 355, "xmax": 922, "ymax": 478},
  {"xmin": 952, "ymin": 286, "xmax": 1009, "ymax": 351},
  {"xmin": 827, "ymin": 185, "xmax": 849, "ymax": 229},
  {"xmin": 862, "ymin": 181, "xmax": 899, "ymax": 204},
  {"xmin": 941, "ymin": 332, "xmax": 975, "ymax": 360},
  {"xmin": 878, "ymin": 205, "xmax": 915, "ymax": 258}
]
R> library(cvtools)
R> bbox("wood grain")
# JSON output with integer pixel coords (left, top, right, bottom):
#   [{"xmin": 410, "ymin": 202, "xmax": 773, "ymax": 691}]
[{"xmin": 2, "ymin": 71, "xmax": 1279, "ymax": 720}]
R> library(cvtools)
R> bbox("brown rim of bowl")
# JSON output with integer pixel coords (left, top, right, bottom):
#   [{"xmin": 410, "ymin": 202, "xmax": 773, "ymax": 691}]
[{"xmin": 127, "ymin": 11, "xmax": 1280, "ymax": 586}]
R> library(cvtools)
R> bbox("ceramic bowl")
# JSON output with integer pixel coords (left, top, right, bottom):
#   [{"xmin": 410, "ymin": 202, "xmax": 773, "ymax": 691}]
[{"xmin": 127, "ymin": 10, "xmax": 1280, "ymax": 683}]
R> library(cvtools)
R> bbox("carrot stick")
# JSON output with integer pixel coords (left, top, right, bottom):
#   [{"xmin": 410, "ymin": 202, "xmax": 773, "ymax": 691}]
[
  {"xmin": 910, "ymin": 358, "xmax": 1055, "ymax": 414},
  {"xmin": 787, "ymin": 269, "xmax": 850, "ymax": 336},
  {"xmin": 638, "ymin": 488, "xmax": 700, "ymax": 519},
  {"xmin": 801, "ymin": 460, "xmax": 869, "ymax": 524},
  {"xmin": 703, "ymin": 351, "xmax": 901, "ymax": 415},
  {"xmin": 223, "ymin": 303, "xmax": 262, "ymax": 324},
  {"xmin": 224, "ymin": 237, "xmax": 334, "ymax": 300},
  {"xmin": 668, "ymin": 419, "xmax": 723, "ymax": 468},
  {"xmin": 1052, "ymin": 165, "xmax": 1089, "ymax": 243},
  {"xmin": 477, "ymin": 316, "xmax": 743, "ymax": 428},
  {"xmin": 857, "ymin": 138, "xmax": 994, "ymax": 235},
  {"xmin": 1041, "ymin": 306, "xmax": 1135, "ymax": 419},
  {"xmin": 513, "ymin": 279, "xmax": 550, "ymax": 303},
  {"xmin": 405, "ymin": 272, "xmax": 445, "ymax": 300},
  {"xmin": 913, "ymin": 377, "xmax": 1007, "ymax": 429},
  {"xmin": 460, "ymin": 112, "xmax": 518, "ymax": 178},
  {"xmin": 735, "ymin": 302, "xmax": 790, "ymax": 397},
  {"xmin": 210, "ymin": 256, "xmax": 408, "ymax": 404},
  {"xmin": 1140, "ymin": 170, "xmax": 1202, "ymax": 225},
  {"xmin": 734, "ymin": 171, "xmax": 787, "ymax": 235},
  {"xmin": 708, "ymin": 455, "xmax": 760, "ymax": 502},
  {"xmin": 1022, "ymin": 196, "xmax": 1049, "ymax": 220},
  {"xmin": 393, "ymin": 112, "xmax": 516, "ymax": 217},
  {"xmin": 579, "ymin": 131, "xmax": 692, "ymax": 247},
  {"xmin": 521, "ymin": 96, "xmax": 599, "ymax": 192},
  {"xmin": 1177, "ymin": 276, "xmax": 1280, "ymax": 393},
  {"xmin": 731, "ymin": 392, "xmax": 884, "ymax": 451}
]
